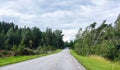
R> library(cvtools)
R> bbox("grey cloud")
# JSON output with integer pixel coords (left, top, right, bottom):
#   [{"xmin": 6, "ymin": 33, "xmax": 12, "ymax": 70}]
[{"xmin": 0, "ymin": 0, "xmax": 120, "ymax": 41}]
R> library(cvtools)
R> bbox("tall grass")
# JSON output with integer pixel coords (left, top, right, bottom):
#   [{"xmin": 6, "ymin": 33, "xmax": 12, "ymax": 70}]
[{"xmin": 70, "ymin": 50, "xmax": 120, "ymax": 70}]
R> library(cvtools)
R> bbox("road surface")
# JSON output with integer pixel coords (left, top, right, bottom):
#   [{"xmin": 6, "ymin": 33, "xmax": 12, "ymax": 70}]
[{"xmin": 0, "ymin": 49, "xmax": 86, "ymax": 70}]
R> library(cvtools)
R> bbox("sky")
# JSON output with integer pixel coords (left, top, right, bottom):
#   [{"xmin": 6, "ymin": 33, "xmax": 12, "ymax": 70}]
[{"xmin": 0, "ymin": 0, "xmax": 120, "ymax": 42}]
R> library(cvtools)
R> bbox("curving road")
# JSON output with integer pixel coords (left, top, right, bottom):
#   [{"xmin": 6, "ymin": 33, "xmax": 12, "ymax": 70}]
[{"xmin": 0, "ymin": 48, "xmax": 86, "ymax": 70}]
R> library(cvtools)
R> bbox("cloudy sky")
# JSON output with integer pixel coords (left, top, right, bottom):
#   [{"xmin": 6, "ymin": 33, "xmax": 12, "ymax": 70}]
[{"xmin": 0, "ymin": 0, "xmax": 120, "ymax": 41}]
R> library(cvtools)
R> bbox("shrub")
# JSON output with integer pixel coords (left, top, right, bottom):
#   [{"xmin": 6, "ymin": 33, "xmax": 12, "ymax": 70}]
[
  {"xmin": 22, "ymin": 48, "xmax": 34, "ymax": 55},
  {"xmin": 16, "ymin": 41, "xmax": 25, "ymax": 55}
]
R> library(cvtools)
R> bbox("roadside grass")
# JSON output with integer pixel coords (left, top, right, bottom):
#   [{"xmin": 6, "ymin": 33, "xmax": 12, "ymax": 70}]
[
  {"xmin": 70, "ymin": 50, "xmax": 120, "ymax": 70},
  {"xmin": 0, "ymin": 49, "xmax": 62, "ymax": 66}
]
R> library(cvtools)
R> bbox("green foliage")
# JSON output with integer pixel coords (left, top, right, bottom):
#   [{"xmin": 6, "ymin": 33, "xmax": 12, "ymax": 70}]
[
  {"xmin": 16, "ymin": 41, "xmax": 25, "ymax": 55},
  {"xmin": 11, "ymin": 45, "xmax": 18, "ymax": 53},
  {"xmin": 0, "ymin": 21, "xmax": 64, "ymax": 57},
  {"xmin": 22, "ymin": 48, "xmax": 34, "ymax": 55},
  {"xmin": 74, "ymin": 14, "xmax": 120, "ymax": 61},
  {"xmin": 64, "ymin": 41, "xmax": 74, "ymax": 48}
]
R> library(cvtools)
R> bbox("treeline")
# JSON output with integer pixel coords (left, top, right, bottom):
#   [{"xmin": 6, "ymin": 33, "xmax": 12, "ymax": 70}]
[
  {"xmin": 0, "ymin": 21, "xmax": 64, "ymax": 57},
  {"xmin": 74, "ymin": 14, "xmax": 120, "ymax": 61},
  {"xmin": 64, "ymin": 41, "xmax": 74, "ymax": 48}
]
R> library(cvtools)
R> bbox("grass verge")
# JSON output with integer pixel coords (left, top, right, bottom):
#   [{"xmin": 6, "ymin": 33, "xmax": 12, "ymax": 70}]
[
  {"xmin": 0, "ymin": 49, "xmax": 62, "ymax": 66},
  {"xmin": 70, "ymin": 50, "xmax": 120, "ymax": 70}
]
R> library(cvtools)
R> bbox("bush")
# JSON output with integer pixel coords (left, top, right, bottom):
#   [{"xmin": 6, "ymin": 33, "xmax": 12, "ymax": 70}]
[
  {"xmin": 11, "ymin": 45, "xmax": 18, "ymax": 53},
  {"xmin": 0, "ymin": 50, "xmax": 5, "ymax": 57},
  {"xmin": 14, "ymin": 41, "xmax": 26, "ymax": 55},
  {"xmin": 34, "ymin": 47, "xmax": 41, "ymax": 54},
  {"xmin": 22, "ymin": 48, "xmax": 34, "ymax": 55},
  {"xmin": 0, "ymin": 50, "xmax": 14, "ymax": 57}
]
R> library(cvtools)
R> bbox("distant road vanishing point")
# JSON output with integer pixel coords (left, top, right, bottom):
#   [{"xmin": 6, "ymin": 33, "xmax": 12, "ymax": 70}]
[{"xmin": 0, "ymin": 48, "xmax": 86, "ymax": 70}]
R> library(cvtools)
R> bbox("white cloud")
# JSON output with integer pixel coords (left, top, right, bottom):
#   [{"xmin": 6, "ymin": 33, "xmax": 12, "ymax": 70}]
[
  {"xmin": 0, "ymin": 9, "xmax": 19, "ymax": 16},
  {"xmin": 41, "ymin": 10, "xmax": 72, "ymax": 18},
  {"xmin": 63, "ymin": 29, "xmax": 78, "ymax": 42},
  {"xmin": 80, "ymin": 5, "xmax": 93, "ymax": 17},
  {"xmin": 91, "ymin": 0, "xmax": 108, "ymax": 6},
  {"xmin": 101, "ymin": 7, "xmax": 120, "ymax": 20},
  {"xmin": 0, "ymin": 0, "xmax": 120, "ymax": 41},
  {"xmin": 0, "ymin": 8, "xmax": 36, "ymax": 21}
]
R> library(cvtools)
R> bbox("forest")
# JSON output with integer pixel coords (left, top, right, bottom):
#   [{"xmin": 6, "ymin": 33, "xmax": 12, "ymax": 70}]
[
  {"xmin": 0, "ymin": 14, "xmax": 120, "ymax": 62},
  {"xmin": 73, "ymin": 14, "xmax": 120, "ymax": 61},
  {"xmin": 0, "ymin": 22, "xmax": 64, "ymax": 57}
]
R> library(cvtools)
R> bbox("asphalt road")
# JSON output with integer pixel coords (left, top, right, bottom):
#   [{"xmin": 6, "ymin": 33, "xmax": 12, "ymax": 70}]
[{"xmin": 0, "ymin": 48, "xmax": 86, "ymax": 70}]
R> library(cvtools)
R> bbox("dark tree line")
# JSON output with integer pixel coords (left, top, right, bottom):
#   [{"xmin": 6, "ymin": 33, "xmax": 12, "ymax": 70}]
[
  {"xmin": 64, "ymin": 41, "xmax": 74, "ymax": 48},
  {"xmin": 0, "ymin": 21, "xmax": 64, "ymax": 56},
  {"xmin": 74, "ymin": 14, "xmax": 120, "ymax": 61}
]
